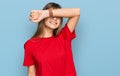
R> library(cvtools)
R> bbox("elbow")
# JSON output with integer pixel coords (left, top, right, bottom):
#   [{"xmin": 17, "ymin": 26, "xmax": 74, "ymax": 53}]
[
  {"xmin": 74, "ymin": 8, "xmax": 80, "ymax": 17},
  {"xmin": 77, "ymin": 8, "xmax": 80, "ymax": 16}
]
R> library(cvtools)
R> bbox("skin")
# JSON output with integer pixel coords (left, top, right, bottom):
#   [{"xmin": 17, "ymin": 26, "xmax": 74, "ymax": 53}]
[
  {"xmin": 27, "ymin": 65, "xmax": 36, "ymax": 76},
  {"xmin": 44, "ymin": 17, "xmax": 61, "ymax": 30},
  {"xmin": 42, "ymin": 17, "xmax": 61, "ymax": 37},
  {"xmin": 28, "ymin": 8, "xmax": 80, "ymax": 76}
]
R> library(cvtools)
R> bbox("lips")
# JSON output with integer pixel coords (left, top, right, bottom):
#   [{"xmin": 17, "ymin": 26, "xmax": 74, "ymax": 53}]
[{"xmin": 49, "ymin": 21, "xmax": 57, "ymax": 25}]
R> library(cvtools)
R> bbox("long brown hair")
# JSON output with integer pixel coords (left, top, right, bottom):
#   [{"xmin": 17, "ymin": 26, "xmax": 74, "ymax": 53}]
[{"xmin": 31, "ymin": 2, "xmax": 63, "ymax": 38}]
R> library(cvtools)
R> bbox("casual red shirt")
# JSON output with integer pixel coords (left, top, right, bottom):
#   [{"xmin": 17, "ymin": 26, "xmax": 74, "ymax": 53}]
[{"xmin": 23, "ymin": 24, "xmax": 77, "ymax": 76}]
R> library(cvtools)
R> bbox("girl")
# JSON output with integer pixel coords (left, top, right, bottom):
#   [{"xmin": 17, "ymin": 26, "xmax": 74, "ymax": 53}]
[{"xmin": 23, "ymin": 2, "xmax": 80, "ymax": 76}]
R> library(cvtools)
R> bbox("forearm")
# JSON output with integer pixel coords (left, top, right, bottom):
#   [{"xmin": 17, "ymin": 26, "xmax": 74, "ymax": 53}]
[
  {"xmin": 28, "ymin": 73, "xmax": 35, "ymax": 76},
  {"xmin": 43, "ymin": 8, "xmax": 80, "ymax": 18},
  {"xmin": 52, "ymin": 8, "xmax": 80, "ymax": 18},
  {"xmin": 28, "ymin": 71, "xmax": 36, "ymax": 76},
  {"xmin": 29, "ymin": 8, "xmax": 80, "ymax": 22},
  {"xmin": 28, "ymin": 65, "xmax": 36, "ymax": 76}
]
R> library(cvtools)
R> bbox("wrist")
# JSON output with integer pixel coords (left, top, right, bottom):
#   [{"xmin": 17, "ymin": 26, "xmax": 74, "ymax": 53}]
[
  {"xmin": 42, "ymin": 9, "xmax": 53, "ymax": 18},
  {"xmin": 48, "ymin": 8, "xmax": 53, "ymax": 17},
  {"xmin": 43, "ymin": 10, "xmax": 49, "ymax": 18}
]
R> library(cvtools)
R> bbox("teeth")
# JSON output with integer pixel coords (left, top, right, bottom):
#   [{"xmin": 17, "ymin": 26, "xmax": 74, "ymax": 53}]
[{"xmin": 49, "ymin": 21, "xmax": 57, "ymax": 25}]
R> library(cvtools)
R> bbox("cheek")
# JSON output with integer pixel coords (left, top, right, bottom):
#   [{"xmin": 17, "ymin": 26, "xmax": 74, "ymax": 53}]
[
  {"xmin": 57, "ymin": 19, "xmax": 61, "ymax": 25},
  {"xmin": 45, "ymin": 19, "xmax": 49, "ymax": 25}
]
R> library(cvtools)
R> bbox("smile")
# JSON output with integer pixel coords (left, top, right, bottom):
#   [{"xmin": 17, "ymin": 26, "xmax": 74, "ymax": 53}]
[{"xmin": 49, "ymin": 21, "xmax": 57, "ymax": 25}]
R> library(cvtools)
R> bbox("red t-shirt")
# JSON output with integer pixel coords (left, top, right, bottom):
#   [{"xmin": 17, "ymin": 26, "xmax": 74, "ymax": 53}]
[{"xmin": 23, "ymin": 24, "xmax": 77, "ymax": 76}]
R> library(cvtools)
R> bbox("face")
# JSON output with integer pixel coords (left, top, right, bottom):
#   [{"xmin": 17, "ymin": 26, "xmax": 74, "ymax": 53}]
[{"xmin": 44, "ymin": 17, "xmax": 61, "ymax": 30}]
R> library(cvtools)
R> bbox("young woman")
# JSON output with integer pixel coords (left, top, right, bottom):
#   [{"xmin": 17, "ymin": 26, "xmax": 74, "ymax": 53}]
[{"xmin": 23, "ymin": 2, "xmax": 80, "ymax": 76}]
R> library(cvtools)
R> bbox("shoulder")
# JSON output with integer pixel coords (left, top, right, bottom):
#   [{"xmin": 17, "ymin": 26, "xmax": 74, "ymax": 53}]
[
  {"xmin": 24, "ymin": 37, "xmax": 38, "ymax": 48},
  {"xmin": 24, "ymin": 39, "xmax": 32, "ymax": 49}
]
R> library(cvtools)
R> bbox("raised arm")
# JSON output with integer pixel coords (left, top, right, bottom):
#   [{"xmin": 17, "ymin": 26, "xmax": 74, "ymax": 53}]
[
  {"xmin": 52, "ymin": 8, "xmax": 80, "ymax": 32},
  {"xmin": 30, "ymin": 8, "xmax": 80, "ymax": 32}
]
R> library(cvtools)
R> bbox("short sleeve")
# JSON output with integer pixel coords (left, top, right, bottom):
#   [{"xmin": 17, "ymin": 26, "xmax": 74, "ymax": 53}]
[
  {"xmin": 60, "ymin": 23, "xmax": 76, "ymax": 40},
  {"xmin": 23, "ymin": 40, "xmax": 35, "ymax": 66}
]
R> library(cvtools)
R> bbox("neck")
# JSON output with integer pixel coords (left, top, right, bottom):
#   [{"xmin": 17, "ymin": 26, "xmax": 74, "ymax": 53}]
[{"xmin": 39, "ymin": 26, "xmax": 53, "ymax": 38}]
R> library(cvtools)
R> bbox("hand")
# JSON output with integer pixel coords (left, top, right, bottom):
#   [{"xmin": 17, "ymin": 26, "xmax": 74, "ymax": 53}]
[{"xmin": 29, "ymin": 10, "xmax": 48, "ymax": 22}]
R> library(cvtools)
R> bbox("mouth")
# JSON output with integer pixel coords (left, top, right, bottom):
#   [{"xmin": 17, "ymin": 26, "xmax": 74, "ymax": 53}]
[{"xmin": 49, "ymin": 21, "xmax": 57, "ymax": 25}]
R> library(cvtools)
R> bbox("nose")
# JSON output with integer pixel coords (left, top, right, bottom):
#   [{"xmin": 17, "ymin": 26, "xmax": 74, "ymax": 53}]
[{"xmin": 52, "ymin": 17, "xmax": 57, "ymax": 20}]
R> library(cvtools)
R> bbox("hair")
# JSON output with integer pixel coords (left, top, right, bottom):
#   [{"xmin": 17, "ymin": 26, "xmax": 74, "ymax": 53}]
[{"xmin": 31, "ymin": 2, "xmax": 63, "ymax": 38}]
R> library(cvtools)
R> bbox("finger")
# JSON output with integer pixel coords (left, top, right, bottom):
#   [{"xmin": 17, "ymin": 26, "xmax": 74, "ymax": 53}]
[
  {"xmin": 31, "ymin": 20, "xmax": 38, "ymax": 23},
  {"xmin": 29, "ymin": 14, "xmax": 37, "ymax": 20},
  {"xmin": 29, "ymin": 16, "xmax": 37, "ymax": 22},
  {"xmin": 29, "ymin": 16, "xmax": 34, "ymax": 20},
  {"xmin": 31, "ymin": 19, "xmax": 40, "ymax": 23},
  {"xmin": 30, "ymin": 13, "xmax": 34, "ymax": 19},
  {"xmin": 29, "ymin": 17, "xmax": 33, "ymax": 21},
  {"xmin": 29, "ymin": 17, "xmax": 39, "ymax": 22}
]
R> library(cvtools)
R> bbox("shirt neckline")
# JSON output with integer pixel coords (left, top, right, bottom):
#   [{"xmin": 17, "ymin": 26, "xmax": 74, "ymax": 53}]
[{"xmin": 35, "ymin": 35, "xmax": 55, "ymax": 39}]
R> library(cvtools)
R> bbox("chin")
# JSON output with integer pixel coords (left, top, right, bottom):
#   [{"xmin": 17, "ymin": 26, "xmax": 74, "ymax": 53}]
[{"xmin": 50, "ymin": 26, "xmax": 59, "ymax": 30}]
